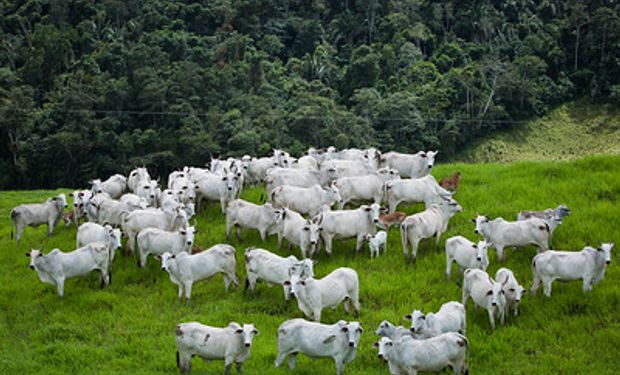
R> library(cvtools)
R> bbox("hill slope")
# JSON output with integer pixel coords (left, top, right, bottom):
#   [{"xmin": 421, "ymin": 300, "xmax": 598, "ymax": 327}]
[
  {"xmin": 457, "ymin": 103, "xmax": 620, "ymax": 163},
  {"xmin": 1, "ymin": 156, "xmax": 619, "ymax": 374}
]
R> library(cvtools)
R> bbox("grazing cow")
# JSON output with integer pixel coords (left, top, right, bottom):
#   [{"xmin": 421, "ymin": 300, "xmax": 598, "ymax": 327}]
[
  {"xmin": 316, "ymin": 203, "xmax": 382, "ymax": 256},
  {"xmin": 333, "ymin": 168, "xmax": 399, "ymax": 208},
  {"xmin": 374, "ymin": 333, "xmax": 468, "ymax": 375},
  {"xmin": 405, "ymin": 301, "xmax": 467, "ymax": 337},
  {"xmin": 380, "ymin": 150, "xmax": 438, "ymax": 178},
  {"xmin": 445, "ymin": 236, "xmax": 490, "ymax": 279},
  {"xmin": 364, "ymin": 231, "xmax": 387, "ymax": 258},
  {"xmin": 384, "ymin": 175, "xmax": 452, "ymax": 213},
  {"xmin": 244, "ymin": 247, "xmax": 314, "ymax": 301},
  {"xmin": 439, "ymin": 171, "xmax": 461, "ymax": 192},
  {"xmin": 127, "ymin": 167, "xmax": 150, "ymax": 193},
  {"xmin": 160, "ymin": 245, "xmax": 238, "ymax": 301},
  {"xmin": 90, "ymin": 174, "xmax": 126, "ymax": 199},
  {"xmin": 226, "ymin": 200, "xmax": 282, "ymax": 241},
  {"xmin": 375, "ymin": 320, "xmax": 413, "ymax": 341},
  {"xmin": 376, "ymin": 211, "xmax": 407, "ymax": 231},
  {"xmin": 137, "ymin": 226, "xmax": 197, "ymax": 268},
  {"xmin": 400, "ymin": 199, "xmax": 462, "ymax": 264},
  {"xmin": 11, "ymin": 193, "xmax": 68, "ymax": 244},
  {"xmin": 473, "ymin": 215, "xmax": 550, "ymax": 261},
  {"xmin": 289, "ymin": 267, "xmax": 360, "ymax": 322},
  {"xmin": 194, "ymin": 171, "xmax": 239, "ymax": 213},
  {"xmin": 26, "ymin": 244, "xmax": 110, "ymax": 298},
  {"xmin": 275, "ymin": 319, "xmax": 362, "ymax": 375},
  {"xmin": 276, "ymin": 208, "xmax": 321, "ymax": 259},
  {"xmin": 462, "ymin": 268, "xmax": 507, "ymax": 330},
  {"xmin": 175, "ymin": 322, "xmax": 258, "ymax": 374},
  {"xmin": 122, "ymin": 207, "xmax": 188, "ymax": 254},
  {"xmin": 531, "ymin": 243, "xmax": 613, "ymax": 297},
  {"xmin": 76, "ymin": 222, "xmax": 122, "ymax": 263},
  {"xmin": 270, "ymin": 184, "xmax": 342, "ymax": 217},
  {"xmin": 495, "ymin": 267, "xmax": 526, "ymax": 316}
]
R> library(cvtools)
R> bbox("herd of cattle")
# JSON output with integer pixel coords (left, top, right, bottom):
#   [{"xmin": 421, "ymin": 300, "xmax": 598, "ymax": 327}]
[{"xmin": 10, "ymin": 146, "xmax": 613, "ymax": 374}]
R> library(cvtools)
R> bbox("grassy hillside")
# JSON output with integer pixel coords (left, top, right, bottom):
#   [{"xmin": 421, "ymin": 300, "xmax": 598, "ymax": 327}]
[
  {"xmin": 1, "ymin": 156, "xmax": 619, "ymax": 374},
  {"xmin": 456, "ymin": 103, "xmax": 620, "ymax": 163}
]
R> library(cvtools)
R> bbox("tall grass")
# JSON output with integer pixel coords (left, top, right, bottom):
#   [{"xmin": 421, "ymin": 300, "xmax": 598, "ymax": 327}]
[{"xmin": 1, "ymin": 155, "xmax": 619, "ymax": 374}]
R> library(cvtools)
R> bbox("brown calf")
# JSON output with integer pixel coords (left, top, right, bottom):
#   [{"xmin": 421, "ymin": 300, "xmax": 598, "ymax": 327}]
[
  {"xmin": 439, "ymin": 172, "xmax": 461, "ymax": 192},
  {"xmin": 377, "ymin": 211, "xmax": 407, "ymax": 231},
  {"xmin": 62, "ymin": 211, "xmax": 75, "ymax": 227}
]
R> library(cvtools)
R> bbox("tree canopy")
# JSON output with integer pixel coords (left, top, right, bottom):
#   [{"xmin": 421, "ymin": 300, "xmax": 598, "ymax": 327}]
[{"xmin": 1, "ymin": 0, "xmax": 619, "ymax": 188}]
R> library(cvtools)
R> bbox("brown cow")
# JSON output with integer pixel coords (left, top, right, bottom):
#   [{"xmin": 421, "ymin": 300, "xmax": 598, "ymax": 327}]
[
  {"xmin": 439, "ymin": 172, "xmax": 461, "ymax": 192},
  {"xmin": 377, "ymin": 211, "xmax": 406, "ymax": 231}
]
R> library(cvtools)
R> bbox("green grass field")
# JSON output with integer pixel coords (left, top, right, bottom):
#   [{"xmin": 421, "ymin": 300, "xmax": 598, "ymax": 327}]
[
  {"xmin": 1, "ymin": 155, "xmax": 619, "ymax": 374},
  {"xmin": 456, "ymin": 102, "xmax": 620, "ymax": 163}
]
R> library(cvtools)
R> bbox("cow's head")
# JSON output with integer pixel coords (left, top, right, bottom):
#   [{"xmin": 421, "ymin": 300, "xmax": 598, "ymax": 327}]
[
  {"xmin": 599, "ymin": 243, "xmax": 614, "ymax": 265},
  {"xmin": 327, "ymin": 184, "xmax": 343, "ymax": 207},
  {"xmin": 375, "ymin": 320, "xmax": 394, "ymax": 337},
  {"xmin": 426, "ymin": 150, "xmax": 438, "ymax": 169},
  {"xmin": 363, "ymin": 203, "xmax": 382, "ymax": 225},
  {"xmin": 404, "ymin": 309, "xmax": 426, "ymax": 332},
  {"xmin": 90, "ymin": 179, "xmax": 103, "ymax": 194},
  {"xmin": 302, "ymin": 219, "xmax": 321, "ymax": 247},
  {"xmin": 25, "ymin": 246, "xmax": 45, "ymax": 270},
  {"xmin": 374, "ymin": 336, "xmax": 393, "ymax": 362},
  {"xmin": 472, "ymin": 215, "xmax": 489, "ymax": 234},
  {"xmin": 181, "ymin": 225, "xmax": 197, "ymax": 247},
  {"xmin": 487, "ymin": 277, "xmax": 506, "ymax": 307},
  {"xmin": 160, "ymin": 252, "xmax": 176, "ymax": 272},
  {"xmin": 343, "ymin": 322, "xmax": 363, "ymax": 348},
  {"xmin": 235, "ymin": 323, "xmax": 258, "ymax": 348},
  {"xmin": 475, "ymin": 240, "xmax": 490, "ymax": 269}
]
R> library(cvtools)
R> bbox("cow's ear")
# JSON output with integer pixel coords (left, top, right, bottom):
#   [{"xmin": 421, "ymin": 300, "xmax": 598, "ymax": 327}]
[
  {"xmin": 300, "ymin": 280, "xmax": 306, "ymax": 286},
  {"xmin": 486, "ymin": 290, "xmax": 493, "ymax": 296},
  {"xmin": 404, "ymin": 314, "xmax": 412, "ymax": 320},
  {"xmin": 373, "ymin": 341, "xmax": 379, "ymax": 348},
  {"xmin": 25, "ymin": 252, "xmax": 30, "ymax": 257},
  {"xmin": 470, "ymin": 218, "xmax": 476, "ymax": 223},
  {"xmin": 340, "ymin": 326, "xmax": 349, "ymax": 333},
  {"xmin": 236, "ymin": 329, "xmax": 243, "ymax": 334},
  {"xmin": 283, "ymin": 281, "xmax": 290, "ymax": 286},
  {"xmin": 364, "ymin": 207, "xmax": 371, "ymax": 212},
  {"xmin": 171, "ymin": 255, "xmax": 176, "ymax": 259},
  {"xmin": 472, "ymin": 244, "xmax": 477, "ymax": 248}
]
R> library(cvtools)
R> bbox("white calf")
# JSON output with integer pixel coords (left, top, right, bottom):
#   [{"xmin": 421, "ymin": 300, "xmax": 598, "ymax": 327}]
[
  {"xmin": 161, "ymin": 245, "xmax": 238, "ymax": 301},
  {"xmin": 445, "ymin": 236, "xmax": 490, "ymax": 279},
  {"xmin": 316, "ymin": 203, "xmax": 382, "ymax": 256},
  {"xmin": 531, "ymin": 243, "xmax": 613, "ymax": 297},
  {"xmin": 364, "ymin": 231, "xmax": 387, "ymax": 258},
  {"xmin": 275, "ymin": 319, "xmax": 362, "ymax": 375},
  {"xmin": 175, "ymin": 322, "xmax": 258, "ymax": 374},
  {"xmin": 405, "ymin": 301, "xmax": 467, "ymax": 337},
  {"xmin": 462, "ymin": 268, "xmax": 507, "ymax": 330}
]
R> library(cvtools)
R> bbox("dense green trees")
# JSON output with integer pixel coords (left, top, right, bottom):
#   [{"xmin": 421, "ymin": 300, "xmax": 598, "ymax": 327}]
[{"xmin": 1, "ymin": 0, "xmax": 619, "ymax": 188}]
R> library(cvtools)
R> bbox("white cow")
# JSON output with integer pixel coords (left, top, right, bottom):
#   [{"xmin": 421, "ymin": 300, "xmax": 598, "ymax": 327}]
[
  {"xmin": 292, "ymin": 155, "xmax": 319, "ymax": 170},
  {"xmin": 11, "ymin": 193, "xmax": 68, "ymax": 244},
  {"xmin": 400, "ymin": 199, "xmax": 462, "ymax": 264},
  {"xmin": 473, "ymin": 215, "xmax": 550, "ymax": 261},
  {"xmin": 244, "ymin": 247, "xmax": 314, "ymax": 301},
  {"xmin": 171, "ymin": 176, "xmax": 197, "ymax": 205},
  {"xmin": 384, "ymin": 175, "xmax": 452, "ymax": 213},
  {"xmin": 495, "ymin": 267, "xmax": 526, "ymax": 316},
  {"xmin": 405, "ymin": 301, "xmax": 467, "ymax": 337},
  {"xmin": 76, "ymin": 222, "xmax": 122, "ymax": 263},
  {"xmin": 226, "ymin": 199, "xmax": 282, "ymax": 241},
  {"xmin": 264, "ymin": 168, "xmax": 332, "ymax": 194},
  {"xmin": 445, "ymin": 236, "xmax": 490, "ymax": 279},
  {"xmin": 375, "ymin": 320, "xmax": 413, "ymax": 341},
  {"xmin": 364, "ymin": 231, "xmax": 387, "ymax": 258},
  {"xmin": 160, "ymin": 245, "xmax": 238, "ymax": 301},
  {"xmin": 316, "ymin": 203, "xmax": 382, "ymax": 256},
  {"xmin": 247, "ymin": 156, "xmax": 277, "ymax": 185},
  {"xmin": 273, "ymin": 148, "xmax": 293, "ymax": 167},
  {"xmin": 276, "ymin": 208, "xmax": 321, "ymax": 259},
  {"xmin": 137, "ymin": 226, "xmax": 196, "ymax": 267},
  {"xmin": 136, "ymin": 179, "xmax": 158, "ymax": 207},
  {"xmin": 375, "ymin": 333, "xmax": 468, "ymax": 375},
  {"xmin": 333, "ymin": 168, "xmax": 399, "ymax": 208},
  {"xmin": 270, "ymin": 184, "xmax": 342, "ymax": 217},
  {"xmin": 462, "ymin": 268, "xmax": 507, "ymax": 330},
  {"xmin": 94, "ymin": 198, "xmax": 127, "ymax": 227},
  {"xmin": 338, "ymin": 147, "xmax": 382, "ymax": 169},
  {"xmin": 194, "ymin": 171, "xmax": 239, "ymax": 213},
  {"xmin": 26, "ymin": 244, "xmax": 110, "ymax": 298},
  {"xmin": 70, "ymin": 190, "xmax": 93, "ymax": 224},
  {"xmin": 289, "ymin": 267, "xmax": 360, "ymax": 322},
  {"xmin": 175, "ymin": 321, "xmax": 258, "ymax": 374},
  {"xmin": 275, "ymin": 319, "xmax": 362, "ymax": 375},
  {"xmin": 380, "ymin": 150, "xmax": 438, "ymax": 178},
  {"xmin": 531, "ymin": 243, "xmax": 613, "ymax": 297},
  {"xmin": 127, "ymin": 167, "xmax": 150, "ymax": 193},
  {"xmin": 122, "ymin": 207, "xmax": 188, "ymax": 254},
  {"xmin": 321, "ymin": 159, "xmax": 373, "ymax": 178},
  {"xmin": 90, "ymin": 174, "xmax": 126, "ymax": 199},
  {"xmin": 119, "ymin": 193, "xmax": 149, "ymax": 211}
]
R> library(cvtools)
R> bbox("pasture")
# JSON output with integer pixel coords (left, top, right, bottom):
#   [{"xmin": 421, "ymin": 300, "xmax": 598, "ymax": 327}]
[{"xmin": 1, "ymin": 155, "xmax": 619, "ymax": 374}]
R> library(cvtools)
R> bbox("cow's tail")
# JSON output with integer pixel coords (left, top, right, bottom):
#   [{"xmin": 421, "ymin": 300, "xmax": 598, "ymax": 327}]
[{"xmin": 10, "ymin": 210, "xmax": 18, "ymax": 240}]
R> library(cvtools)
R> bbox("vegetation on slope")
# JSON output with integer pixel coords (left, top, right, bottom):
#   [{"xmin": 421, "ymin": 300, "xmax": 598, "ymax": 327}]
[
  {"xmin": 456, "ymin": 102, "xmax": 620, "ymax": 163},
  {"xmin": 1, "ymin": 156, "xmax": 619, "ymax": 374},
  {"xmin": 2, "ymin": 1, "xmax": 620, "ymax": 188}
]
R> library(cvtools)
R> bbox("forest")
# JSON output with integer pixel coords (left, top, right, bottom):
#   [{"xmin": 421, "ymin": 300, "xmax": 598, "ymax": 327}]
[{"xmin": 1, "ymin": 0, "xmax": 619, "ymax": 188}]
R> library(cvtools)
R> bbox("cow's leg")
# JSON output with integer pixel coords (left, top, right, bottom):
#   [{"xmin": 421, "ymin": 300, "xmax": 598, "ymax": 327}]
[
  {"xmin": 224, "ymin": 356, "xmax": 234, "ymax": 375},
  {"xmin": 461, "ymin": 287, "xmax": 469, "ymax": 307},
  {"xmin": 277, "ymin": 233, "xmax": 283, "ymax": 249},
  {"xmin": 487, "ymin": 309, "xmax": 496, "ymax": 330},
  {"xmin": 496, "ymin": 246, "xmax": 505, "ymax": 262},
  {"xmin": 313, "ymin": 309, "xmax": 321, "ymax": 322},
  {"xmin": 582, "ymin": 276, "xmax": 593, "ymax": 293},
  {"xmin": 184, "ymin": 282, "xmax": 193, "ymax": 302},
  {"xmin": 56, "ymin": 277, "xmax": 65, "ymax": 298},
  {"xmin": 274, "ymin": 350, "xmax": 287, "ymax": 368},
  {"xmin": 435, "ymin": 232, "xmax": 442, "ymax": 253},
  {"xmin": 412, "ymin": 238, "xmax": 421, "ymax": 264},
  {"xmin": 177, "ymin": 284, "xmax": 184, "ymax": 302},
  {"xmin": 220, "ymin": 199, "xmax": 227, "ymax": 214},
  {"xmin": 15, "ymin": 224, "xmax": 24, "ymax": 244},
  {"xmin": 343, "ymin": 297, "xmax": 350, "ymax": 313},
  {"xmin": 258, "ymin": 228, "xmax": 266, "ymax": 242},
  {"xmin": 542, "ymin": 278, "xmax": 553, "ymax": 297},
  {"xmin": 531, "ymin": 272, "xmax": 541, "ymax": 295},
  {"xmin": 236, "ymin": 226, "xmax": 242, "ymax": 241},
  {"xmin": 323, "ymin": 234, "xmax": 333, "ymax": 256},
  {"xmin": 446, "ymin": 257, "xmax": 453, "ymax": 279},
  {"xmin": 235, "ymin": 362, "xmax": 243, "ymax": 374},
  {"xmin": 225, "ymin": 220, "xmax": 233, "ymax": 241},
  {"xmin": 335, "ymin": 358, "xmax": 345, "ymax": 375},
  {"xmin": 47, "ymin": 218, "xmax": 55, "ymax": 236},
  {"xmin": 287, "ymin": 353, "xmax": 297, "ymax": 369},
  {"xmin": 355, "ymin": 234, "xmax": 365, "ymax": 253}
]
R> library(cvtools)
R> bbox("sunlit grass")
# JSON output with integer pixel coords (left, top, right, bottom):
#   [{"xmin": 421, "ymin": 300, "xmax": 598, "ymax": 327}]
[{"xmin": 1, "ymin": 155, "xmax": 619, "ymax": 374}]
